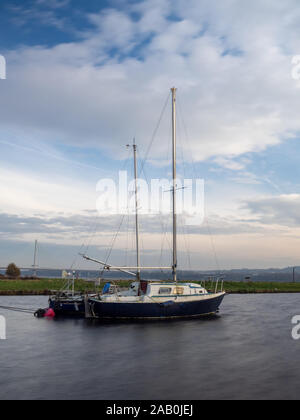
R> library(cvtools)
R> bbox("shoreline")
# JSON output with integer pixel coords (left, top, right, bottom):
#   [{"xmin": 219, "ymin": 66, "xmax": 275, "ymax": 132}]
[
  {"xmin": 1, "ymin": 279, "xmax": 300, "ymax": 296},
  {"xmin": 1, "ymin": 290, "xmax": 300, "ymax": 296},
  {"xmin": 1, "ymin": 293, "xmax": 300, "ymax": 296}
]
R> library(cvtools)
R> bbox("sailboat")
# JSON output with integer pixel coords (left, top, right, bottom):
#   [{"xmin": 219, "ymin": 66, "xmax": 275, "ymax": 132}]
[
  {"xmin": 48, "ymin": 270, "xmax": 99, "ymax": 316},
  {"xmin": 84, "ymin": 88, "xmax": 226, "ymax": 320}
]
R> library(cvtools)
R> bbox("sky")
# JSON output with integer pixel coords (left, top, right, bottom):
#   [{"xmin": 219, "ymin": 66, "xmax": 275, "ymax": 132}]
[{"xmin": 1, "ymin": 0, "xmax": 300, "ymax": 271}]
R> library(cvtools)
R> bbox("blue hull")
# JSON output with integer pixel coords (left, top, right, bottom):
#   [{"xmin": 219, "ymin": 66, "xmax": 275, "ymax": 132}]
[
  {"xmin": 89, "ymin": 294, "xmax": 225, "ymax": 320},
  {"xmin": 49, "ymin": 298, "xmax": 85, "ymax": 317}
]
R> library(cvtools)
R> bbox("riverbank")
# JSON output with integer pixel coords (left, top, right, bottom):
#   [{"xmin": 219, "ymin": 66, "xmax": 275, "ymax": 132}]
[
  {"xmin": 0, "ymin": 279, "xmax": 300, "ymax": 295},
  {"xmin": 0, "ymin": 278, "xmax": 96, "ymax": 295}
]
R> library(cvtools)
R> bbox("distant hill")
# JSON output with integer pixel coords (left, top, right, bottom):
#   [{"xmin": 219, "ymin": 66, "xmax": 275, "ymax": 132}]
[{"xmin": 0, "ymin": 267, "xmax": 298, "ymax": 283}]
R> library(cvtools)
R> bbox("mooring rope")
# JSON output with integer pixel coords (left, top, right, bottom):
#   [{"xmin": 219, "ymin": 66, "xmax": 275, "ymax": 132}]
[{"xmin": 0, "ymin": 305, "xmax": 35, "ymax": 314}]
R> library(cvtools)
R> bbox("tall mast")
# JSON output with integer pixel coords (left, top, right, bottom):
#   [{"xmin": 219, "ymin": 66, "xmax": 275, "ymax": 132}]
[
  {"xmin": 171, "ymin": 87, "xmax": 177, "ymax": 284},
  {"xmin": 132, "ymin": 139, "xmax": 141, "ymax": 282}
]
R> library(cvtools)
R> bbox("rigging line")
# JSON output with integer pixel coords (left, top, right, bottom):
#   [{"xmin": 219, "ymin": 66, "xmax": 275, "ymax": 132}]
[
  {"xmin": 158, "ymin": 215, "xmax": 171, "ymax": 271},
  {"xmin": 140, "ymin": 161, "xmax": 172, "ymax": 258},
  {"xmin": 140, "ymin": 230, "xmax": 145, "ymax": 274},
  {"xmin": 83, "ymin": 216, "xmax": 101, "ymax": 255},
  {"xmin": 177, "ymin": 108, "xmax": 190, "ymax": 182},
  {"xmin": 178, "ymin": 98, "xmax": 286, "ymax": 193},
  {"xmin": 139, "ymin": 92, "xmax": 171, "ymax": 177},
  {"xmin": 101, "ymin": 198, "xmax": 129, "ymax": 277},
  {"xmin": 97, "ymin": 94, "xmax": 169, "ymax": 276},
  {"xmin": 69, "ymin": 210, "xmax": 101, "ymax": 271},
  {"xmin": 182, "ymin": 219, "xmax": 192, "ymax": 271},
  {"xmin": 177, "ymin": 98, "xmax": 223, "ymax": 273},
  {"xmin": 177, "ymin": 110, "xmax": 193, "ymax": 271},
  {"xmin": 159, "ymin": 216, "xmax": 166, "ymax": 268},
  {"xmin": 205, "ymin": 216, "xmax": 221, "ymax": 273},
  {"xmin": 124, "ymin": 211, "xmax": 130, "ymax": 268},
  {"xmin": 139, "ymin": 118, "xmax": 173, "ymax": 253},
  {"xmin": 86, "ymin": 147, "xmax": 132, "ymax": 272},
  {"xmin": 131, "ymin": 217, "xmax": 136, "ymax": 272},
  {"xmin": 103, "ymin": 213, "xmax": 127, "ymax": 267},
  {"xmin": 177, "ymin": 98, "xmax": 198, "ymax": 181},
  {"xmin": 70, "ymin": 243, "xmax": 86, "ymax": 271},
  {"xmin": 177, "ymin": 211, "xmax": 192, "ymax": 271},
  {"xmin": 161, "ymin": 213, "xmax": 173, "ymax": 255}
]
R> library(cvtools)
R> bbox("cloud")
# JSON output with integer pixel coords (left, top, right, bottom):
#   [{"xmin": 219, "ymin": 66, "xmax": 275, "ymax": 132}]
[
  {"xmin": 214, "ymin": 157, "xmax": 248, "ymax": 171},
  {"xmin": 0, "ymin": 208, "xmax": 272, "ymax": 243},
  {"xmin": 0, "ymin": 212, "xmax": 113, "ymax": 238},
  {"xmin": 8, "ymin": 0, "xmax": 70, "ymax": 29},
  {"xmin": 35, "ymin": 0, "xmax": 70, "ymax": 9},
  {"xmin": 2, "ymin": 0, "xmax": 300, "ymax": 164},
  {"xmin": 229, "ymin": 172, "xmax": 262, "ymax": 185},
  {"xmin": 87, "ymin": 9, "xmax": 136, "ymax": 51},
  {"xmin": 244, "ymin": 194, "xmax": 300, "ymax": 227},
  {"xmin": 0, "ymin": 210, "xmax": 271, "ymax": 270},
  {"xmin": 0, "ymin": 202, "xmax": 298, "ymax": 270},
  {"xmin": 0, "ymin": 167, "xmax": 98, "ymax": 215}
]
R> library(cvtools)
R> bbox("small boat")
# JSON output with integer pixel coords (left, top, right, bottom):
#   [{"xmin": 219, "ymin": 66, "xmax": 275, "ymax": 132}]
[
  {"xmin": 48, "ymin": 272, "xmax": 97, "ymax": 317},
  {"xmin": 84, "ymin": 88, "xmax": 226, "ymax": 320},
  {"xmin": 49, "ymin": 292, "xmax": 86, "ymax": 316}
]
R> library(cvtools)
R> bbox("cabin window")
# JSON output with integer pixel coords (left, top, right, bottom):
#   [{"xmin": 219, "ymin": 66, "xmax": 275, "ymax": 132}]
[
  {"xmin": 159, "ymin": 287, "xmax": 172, "ymax": 295},
  {"xmin": 174, "ymin": 287, "xmax": 184, "ymax": 295}
]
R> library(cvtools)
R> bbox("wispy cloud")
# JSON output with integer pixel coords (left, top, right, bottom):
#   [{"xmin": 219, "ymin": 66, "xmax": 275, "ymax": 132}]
[
  {"xmin": 35, "ymin": 0, "xmax": 70, "ymax": 9},
  {"xmin": 8, "ymin": 0, "xmax": 70, "ymax": 29},
  {"xmin": 244, "ymin": 194, "xmax": 300, "ymax": 227}
]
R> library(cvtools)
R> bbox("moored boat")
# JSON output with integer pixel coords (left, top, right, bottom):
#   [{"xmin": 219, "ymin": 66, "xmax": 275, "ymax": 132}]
[
  {"xmin": 88, "ymin": 281, "xmax": 225, "ymax": 320},
  {"xmin": 84, "ymin": 88, "xmax": 226, "ymax": 320},
  {"xmin": 49, "ymin": 293, "xmax": 86, "ymax": 317},
  {"xmin": 48, "ymin": 271, "xmax": 97, "ymax": 317}
]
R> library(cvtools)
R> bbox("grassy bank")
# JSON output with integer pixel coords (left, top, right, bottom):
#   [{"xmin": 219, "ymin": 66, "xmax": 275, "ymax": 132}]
[
  {"xmin": 0, "ymin": 278, "xmax": 98, "ymax": 295},
  {"xmin": 220, "ymin": 281, "xmax": 300, "ymax": 294},
  {"xmin": 1, "ymin": 278, "xmax": 300, "ymax": 295}
]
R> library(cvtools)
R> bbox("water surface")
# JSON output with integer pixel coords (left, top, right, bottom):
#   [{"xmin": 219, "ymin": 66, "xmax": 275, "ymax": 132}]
[{"xmin": 0, "ymin": 294, "xmax": 299, "ymax": 400}]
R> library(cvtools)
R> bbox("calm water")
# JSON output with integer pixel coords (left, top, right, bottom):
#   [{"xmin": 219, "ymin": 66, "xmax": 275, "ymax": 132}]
[{"xmin": 0, "ymin": 294, "xmax": 300, "ymax": 400}]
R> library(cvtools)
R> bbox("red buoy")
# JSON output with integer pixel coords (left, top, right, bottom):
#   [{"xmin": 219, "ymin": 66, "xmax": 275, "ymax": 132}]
[{"xmin": 44, "ymin": 308, "xmax": 55, "ymax": 318}]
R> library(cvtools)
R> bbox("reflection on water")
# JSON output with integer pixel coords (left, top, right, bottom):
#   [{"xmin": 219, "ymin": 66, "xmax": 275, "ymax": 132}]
[{"xmin": 0, "ymin": 294, "xmax": 300, "ymax": 400}]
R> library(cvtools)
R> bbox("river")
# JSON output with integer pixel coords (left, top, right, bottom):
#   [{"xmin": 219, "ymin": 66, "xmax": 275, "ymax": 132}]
[{"xmin": 0, "ymin": 294, "xmax": 299, "ymax": 400}]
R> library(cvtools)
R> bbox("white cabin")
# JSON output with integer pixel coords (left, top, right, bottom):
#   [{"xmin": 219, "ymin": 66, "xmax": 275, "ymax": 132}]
[
  {"xmin": 99, "ymin": 281, "xmax": 211, "ymax": 303},
  {"xmin": 145, "ymin": 283, "xmax": 207, "ymax": 297}
]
